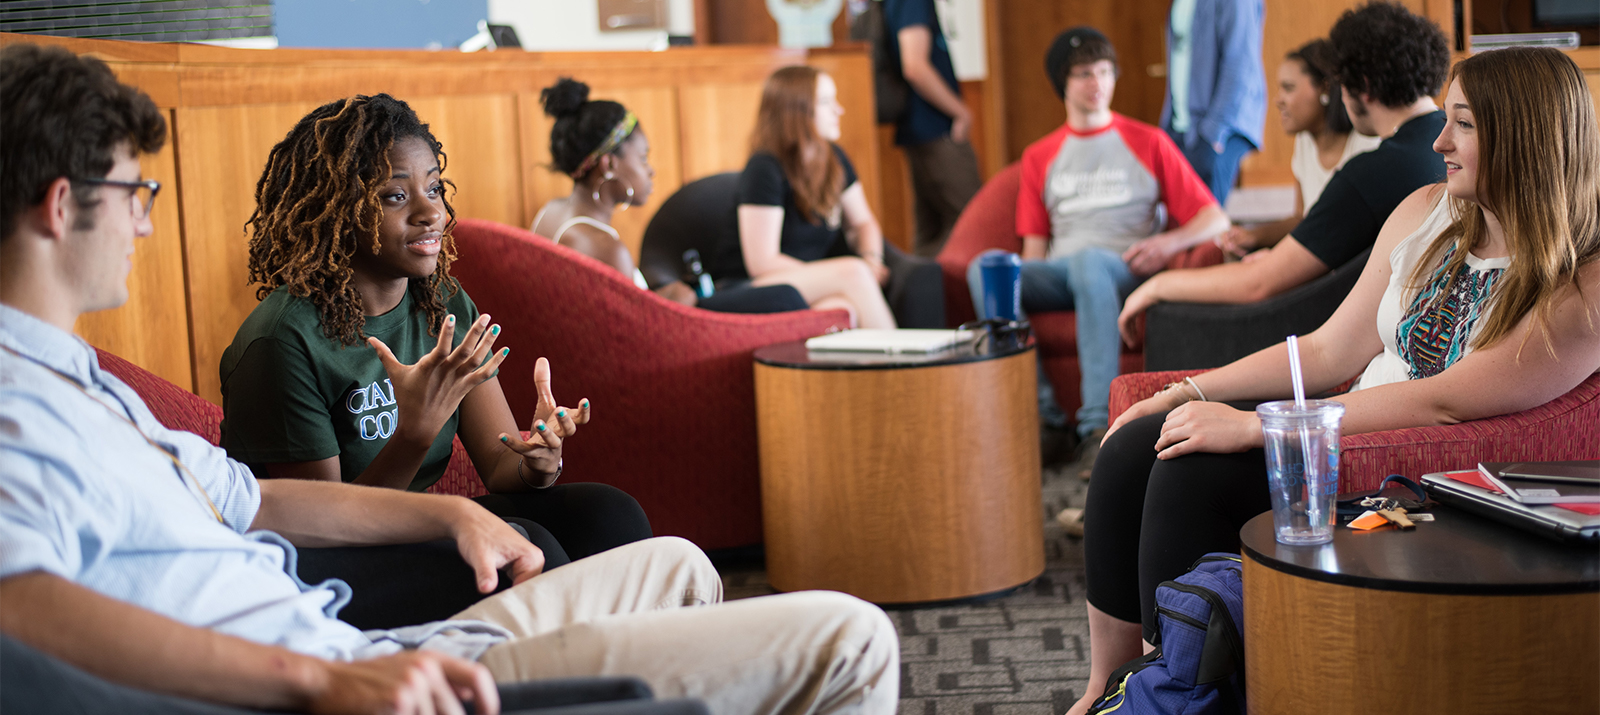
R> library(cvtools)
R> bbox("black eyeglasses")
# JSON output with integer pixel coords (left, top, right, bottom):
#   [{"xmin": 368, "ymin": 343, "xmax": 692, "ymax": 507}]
[
  {"xmin": 73, "ymin": 177, "xmax": 161, "ymax": 219},
  {"xmin": 958, "ymin": 318, "xmax": 1033, "ymax": 352}
]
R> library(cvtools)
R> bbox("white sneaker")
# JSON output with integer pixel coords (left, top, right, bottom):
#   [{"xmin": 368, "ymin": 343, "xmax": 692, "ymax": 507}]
[{"xmin": 1056, "ymin": 507, "xmax": 1085, "ymax": 538}]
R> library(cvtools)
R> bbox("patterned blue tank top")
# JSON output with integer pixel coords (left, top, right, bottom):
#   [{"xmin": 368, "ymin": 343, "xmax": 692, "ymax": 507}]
[{"xmin": 1395, "ymin": 243, "xmax": 1505, "ymax": 379}]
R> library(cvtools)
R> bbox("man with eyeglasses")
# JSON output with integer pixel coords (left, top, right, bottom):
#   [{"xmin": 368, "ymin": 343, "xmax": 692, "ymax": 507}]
[
  {"xmin": 966, "ymin": 27, "xmax": 1229, "ymax": 491},
  {"xmin": 0, "ymin": 42, "xmax": 899, "ymax": 715}
]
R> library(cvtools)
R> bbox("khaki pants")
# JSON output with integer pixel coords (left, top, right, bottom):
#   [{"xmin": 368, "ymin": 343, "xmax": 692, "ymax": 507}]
[
  {"xmin": 904, "ymin": 136, "xmax": 982, "ymax": 258},
  {"xmin": 453, "ymin": 537, "xmax": 899, "ymax": 715}
]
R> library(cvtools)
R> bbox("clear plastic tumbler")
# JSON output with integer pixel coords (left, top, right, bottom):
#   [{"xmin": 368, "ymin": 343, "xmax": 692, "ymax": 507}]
[{"xmin": 1257, "ymin": 400, "xmax": 1345, "ymax": 545}]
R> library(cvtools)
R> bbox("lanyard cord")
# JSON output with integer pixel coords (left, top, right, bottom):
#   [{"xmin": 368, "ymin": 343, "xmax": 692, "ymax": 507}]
[{"xmin": 0, "ymin": 345, "xmax": 225, "ymax": 525}]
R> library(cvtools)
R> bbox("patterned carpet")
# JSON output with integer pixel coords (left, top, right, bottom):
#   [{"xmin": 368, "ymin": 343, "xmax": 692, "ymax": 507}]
[{"xmin": 718, "ymin": 456, "xmax": 1095, "ymax": 715}]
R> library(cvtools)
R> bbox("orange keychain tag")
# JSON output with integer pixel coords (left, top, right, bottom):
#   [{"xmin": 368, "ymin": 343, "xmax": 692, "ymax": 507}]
[{"xmin": 1349, "ymin": 510, "xmax": 1391, "ymax": 531}]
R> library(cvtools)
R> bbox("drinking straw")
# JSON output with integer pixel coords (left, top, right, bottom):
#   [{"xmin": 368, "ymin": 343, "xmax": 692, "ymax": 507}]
[
  {"xmin": 1286, "ymin": 334, "xmax": 1307, "ymax": 408},
  {"xmin": 1285, "ymin": 334, "xmax": 1326, "ymax": 527}
]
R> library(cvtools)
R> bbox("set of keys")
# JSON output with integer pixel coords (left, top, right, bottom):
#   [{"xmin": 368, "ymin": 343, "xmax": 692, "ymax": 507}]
[{"xmin": 1349, "ymin": 496, "xmax": 1432, "ymax": 531}]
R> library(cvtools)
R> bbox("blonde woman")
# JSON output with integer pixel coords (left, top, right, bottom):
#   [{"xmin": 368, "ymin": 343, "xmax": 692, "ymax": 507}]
[{"xmin": 1069, "ymin": 46, "xmax": 1600, "ymax": 714}]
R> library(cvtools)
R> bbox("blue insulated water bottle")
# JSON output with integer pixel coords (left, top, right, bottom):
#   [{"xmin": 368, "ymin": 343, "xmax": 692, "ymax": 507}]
[{"xmin": 978, "ymin": 252, "xmax": 1023, "ymax": 321}]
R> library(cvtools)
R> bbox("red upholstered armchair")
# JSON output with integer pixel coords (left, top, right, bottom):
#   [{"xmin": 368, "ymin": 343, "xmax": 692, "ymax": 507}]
[
  {"xmin": 94, "ymin": 347, "xmax": 487, "ymax": 500},
  {"xmin": 446, "ymin": 218, "xmax": 850, "ymax": 550},
  {"xmin": 937, "ymin": 162, "xmax": 1224, "ymax": 422},
  {"xmin": 1108, "ymin": 369, "xmax": 1600, "ymax": 491},
  {"xmin": 97, "ymin": 349, "xmax": 224, "ymax": 445}
]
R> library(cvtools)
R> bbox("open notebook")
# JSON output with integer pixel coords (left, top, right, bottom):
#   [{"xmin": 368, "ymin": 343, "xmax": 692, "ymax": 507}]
[{"xmin": 804, "ymin": 329, "xmax": 978, "ymax": 355}]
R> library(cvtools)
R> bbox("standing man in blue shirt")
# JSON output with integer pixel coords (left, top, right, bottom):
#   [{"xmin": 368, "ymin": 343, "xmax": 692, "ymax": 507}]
[
  {"xmin": 884, "ymin": 0, "xmax": 983, "ymax": 257},
  {"xmin": 1161, "ymin": 0, "xmax": 1267, "ymax": 205}
]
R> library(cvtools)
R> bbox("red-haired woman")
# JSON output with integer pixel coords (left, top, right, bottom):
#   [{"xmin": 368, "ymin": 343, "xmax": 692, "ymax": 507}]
[{"xmin": 707, "ymin": 66, "xmax": 898, "ymax": 329}]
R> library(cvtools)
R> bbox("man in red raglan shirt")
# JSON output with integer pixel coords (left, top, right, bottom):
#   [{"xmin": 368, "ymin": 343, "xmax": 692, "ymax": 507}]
[{"xmin": 966, "ymin": 27, "xmax": 1228, "ymax": 486}]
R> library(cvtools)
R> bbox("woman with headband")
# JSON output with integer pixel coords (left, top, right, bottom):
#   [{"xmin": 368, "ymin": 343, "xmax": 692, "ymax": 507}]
[{"xmin": 533, "ymin": 78, "xmax": 808, "ymax": 313}]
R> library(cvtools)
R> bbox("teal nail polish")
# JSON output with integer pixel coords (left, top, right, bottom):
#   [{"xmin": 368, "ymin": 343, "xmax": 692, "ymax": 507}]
[
  {"xmin": 500, "ymin": 348, "xmax": 510, "ymax": 356},
  {"xmin": 491, "ymin": 325, "xmax": 500, "ymax": 336},
  {"xmin": 557, "ymin": 409, "xmax": 566, "ymax": 418},
  {"xmin": 581, "ymin": 399, "xmax": 588, "ymax": 407},
  {"xmin": 499, "ymin": 435, "xmax": 509, "ymax": 442},
  {"xmin": 536, "ymin": 423, "xmax": 547, "ymax": 432},
  {"xmin": 446, "ymin": 315, "xmax": 455, "ymax": 324}
]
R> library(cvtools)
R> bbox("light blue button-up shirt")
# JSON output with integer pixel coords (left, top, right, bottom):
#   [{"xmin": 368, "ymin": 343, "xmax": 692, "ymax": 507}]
[
  {"xmin": 1168, "ymin": 0, "xmax": 1199, "ymax": 134},
  {"xmin": 0, "ymin": 304, "xmax": 506, "ymax": 661}
]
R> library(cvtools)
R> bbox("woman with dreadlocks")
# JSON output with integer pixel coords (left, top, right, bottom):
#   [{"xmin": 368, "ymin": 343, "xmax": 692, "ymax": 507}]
[{"xmin": 218, "ymin": 93, "xmax": 653, "ymax": 570}]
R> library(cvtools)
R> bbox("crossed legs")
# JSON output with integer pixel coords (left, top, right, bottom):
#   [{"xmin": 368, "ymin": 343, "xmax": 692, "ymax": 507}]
[
  {"xmin": 456, "ymin": 537, "xmax": 900, "ymax": 715},
  {"xmin": 751, "ymin": 256, "xmax": 897, "ymax": 330}
]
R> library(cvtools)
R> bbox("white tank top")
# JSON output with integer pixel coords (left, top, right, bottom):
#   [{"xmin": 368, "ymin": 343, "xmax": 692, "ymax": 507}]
[
  {"xmin": 1291, "ymin": 131, "xmax": 1381, "ymax": 210},
  {"xmin": 1353, "ymin": 196, "xmax": 1510, "ymax": 391},
  {"xmin": 531, "ymin": 209, "xmax": 650, "ymax": 290}
]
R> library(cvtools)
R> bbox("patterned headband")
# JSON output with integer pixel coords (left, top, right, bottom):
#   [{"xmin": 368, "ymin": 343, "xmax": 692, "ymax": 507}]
[{"xmin": 573, "ymin": 110, "xmax": 638, "ymax": 179}]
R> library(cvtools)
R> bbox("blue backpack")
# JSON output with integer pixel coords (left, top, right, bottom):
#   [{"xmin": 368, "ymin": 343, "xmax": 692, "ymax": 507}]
[{"xmin": 1087, "ymin": 553, "xmax": 1246, "ymax": 715}]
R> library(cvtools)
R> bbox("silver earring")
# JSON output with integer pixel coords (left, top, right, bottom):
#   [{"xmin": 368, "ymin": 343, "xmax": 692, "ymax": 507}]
[
  {"xmin": 1319, "ymin": 93, "xmax": 1330, "ymax": 106},
  {"xmin": 615, "ymin": 181, "xmax": 635, "ymax": 212},
  {"xmin": 591, "ymin": 171, "xmax": 615, "ymax": 203}
]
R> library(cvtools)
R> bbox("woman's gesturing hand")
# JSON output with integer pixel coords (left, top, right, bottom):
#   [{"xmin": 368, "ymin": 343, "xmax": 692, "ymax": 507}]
[
  {"xmin": 369, "ymin": 314, "xmax": 509, "ymax": 448},
  {"xmin": 498, "ymin": 357, "xmax": 589, "ymax": 487},
  {"xmin": 1153, "ymin": 401, "xmax": 1263, "ymax": 459}
]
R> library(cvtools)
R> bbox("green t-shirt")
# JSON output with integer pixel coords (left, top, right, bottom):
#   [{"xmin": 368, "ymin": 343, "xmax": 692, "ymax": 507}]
[{"xmin": 219, "ymin": 284, "xmax": 479, "ymax": 492}]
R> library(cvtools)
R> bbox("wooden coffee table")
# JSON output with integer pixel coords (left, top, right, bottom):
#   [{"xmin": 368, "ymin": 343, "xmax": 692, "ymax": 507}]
[
  {"xmin": 752, "ymin": 339, "xmax": 1044, "ymax": 604},
  {"xmin": 1240, "ymin": 505, "xmax": 1599, "ymax": 714}
]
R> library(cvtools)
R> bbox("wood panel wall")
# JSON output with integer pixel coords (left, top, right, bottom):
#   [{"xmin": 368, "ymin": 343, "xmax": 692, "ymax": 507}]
[
  {"xmin": 1, "ymin": 33, "xmax": 879, "ymax": 404},
  {"xmin": 697, "ymin": 0, "xmax": 1010, "ymax": 251}
]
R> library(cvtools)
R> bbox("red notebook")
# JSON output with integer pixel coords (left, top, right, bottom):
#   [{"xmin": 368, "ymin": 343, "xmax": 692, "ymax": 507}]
[{"xmin": 1439, "ymin": 470, "xmax": 1600, "ymax": 515}]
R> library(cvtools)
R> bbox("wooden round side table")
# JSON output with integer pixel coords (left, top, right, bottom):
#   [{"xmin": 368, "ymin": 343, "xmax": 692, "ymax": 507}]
[
  {"xmin": 752, "ymin": 339, "xmax": 1045, "ymax": 604},
  {"xmin": 1240, "ymin": 507, "xmax": 1599, "ymax": 714}
]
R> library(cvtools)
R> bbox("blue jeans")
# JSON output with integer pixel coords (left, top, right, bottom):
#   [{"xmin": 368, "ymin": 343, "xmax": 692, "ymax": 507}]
[
  {"xmin": 967, "ymin": 248, "xmax": 1141, "ymax": 437},
  {"xmin": 1166, "ymin": 130, "xmax": 1255, "ymax": 206}
]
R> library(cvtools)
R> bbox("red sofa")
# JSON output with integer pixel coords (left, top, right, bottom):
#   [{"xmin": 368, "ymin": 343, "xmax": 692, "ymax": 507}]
[
  {"xmin": 100, "ymin": 216, "xmax": 849, "ymax": 553},
  {"xmin": 94, "ymin": 347, "xmax": 487, "ymax": 498},
  {"xmin": 936, "ymin": 162, "xmax": 1224, "ymax": 423},
  {"xmin": 1108, "ymin": 369, "xmax": 1600, "ymax": 491},
  {"xmin": 446, "ymin": 218, "xmax": 850, "ymax": 550}
]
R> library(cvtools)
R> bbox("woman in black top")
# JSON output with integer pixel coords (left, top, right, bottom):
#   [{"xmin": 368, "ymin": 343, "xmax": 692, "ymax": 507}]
[{"xmin": 710, "ymin": 66, "xmax": 897, "ymax": 329}]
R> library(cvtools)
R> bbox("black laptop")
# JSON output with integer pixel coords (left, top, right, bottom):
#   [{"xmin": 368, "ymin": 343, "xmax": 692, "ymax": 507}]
[{"xmin": 1422, "ymin": 469, "xmax": 1600, "ymax": 545}]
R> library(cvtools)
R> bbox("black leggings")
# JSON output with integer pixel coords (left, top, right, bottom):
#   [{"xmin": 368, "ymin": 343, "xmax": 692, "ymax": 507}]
[
  {"xmin": 473, "ymin": 482, "xmax": 653, "ymax": 570},
  {"xmin": 1083, "ymin": 407, "xmax": 1271, "ymax": 642}
]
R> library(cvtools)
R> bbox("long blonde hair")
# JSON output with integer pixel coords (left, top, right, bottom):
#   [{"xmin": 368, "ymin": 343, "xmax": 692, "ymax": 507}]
[{"xmin": 1408, "ymin": 47, "xmax": 1600, "ymax": 353}]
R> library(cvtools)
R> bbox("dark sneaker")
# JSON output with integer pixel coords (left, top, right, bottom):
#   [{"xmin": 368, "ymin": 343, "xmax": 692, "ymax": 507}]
[
  {"xmin": 1075, "ymin": 427, "xmax": 1108, "ymax": 481},
  {"xmin": 1040, "ymin": 424, "xmax": 1080, "ymax": 467}
]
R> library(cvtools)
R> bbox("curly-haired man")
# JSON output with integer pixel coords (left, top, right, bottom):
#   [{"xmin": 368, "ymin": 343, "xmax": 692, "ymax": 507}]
[{"xmin": 1115, "ymin": 1, "xmax": 1451, "ymax": 353}]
